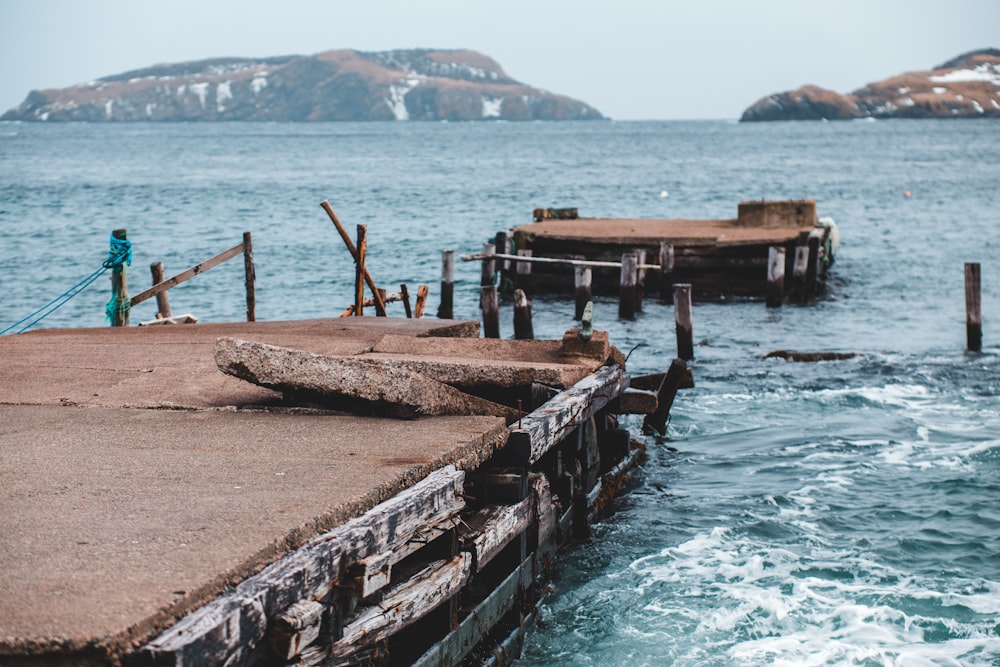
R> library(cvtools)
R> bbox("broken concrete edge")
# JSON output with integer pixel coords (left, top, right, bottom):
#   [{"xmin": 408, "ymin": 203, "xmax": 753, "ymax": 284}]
[{"xmin": 0, "ymin": 420, "xmax": 509, "ymax": 664}]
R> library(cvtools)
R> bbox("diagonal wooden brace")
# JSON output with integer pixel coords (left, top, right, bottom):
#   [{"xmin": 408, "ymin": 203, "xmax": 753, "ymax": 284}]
[{"xmin": 321, "ymin": 200, "xmax": 387, "ymax": 316}]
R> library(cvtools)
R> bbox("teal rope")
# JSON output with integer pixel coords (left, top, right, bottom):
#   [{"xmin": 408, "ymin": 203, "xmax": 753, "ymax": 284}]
[
  {"xmin": 1, "ymin": 233, "xmax": 134, "ymax": 335},
  {"xmin": 104, "ymin": 234, "xmax": 133, "ymax": 323}
]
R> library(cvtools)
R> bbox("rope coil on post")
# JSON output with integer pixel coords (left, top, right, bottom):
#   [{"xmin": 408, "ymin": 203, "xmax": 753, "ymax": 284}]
[
  {"xmin": 1, "ymin": 232, "xmax": 134, "ymax": 335},
  {"xmin": 104, "ymin": 232, "xmax": 132, "ymax": 324}
]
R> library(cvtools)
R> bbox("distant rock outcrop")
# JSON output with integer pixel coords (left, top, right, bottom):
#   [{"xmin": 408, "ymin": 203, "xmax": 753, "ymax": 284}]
[
  {"xmin": 2, "ymin": 49, "xmax": 604, "ymax": 122},
  {"xmin": 741, "ymin": 49, "xmax": 1000, "ymax": 121}
]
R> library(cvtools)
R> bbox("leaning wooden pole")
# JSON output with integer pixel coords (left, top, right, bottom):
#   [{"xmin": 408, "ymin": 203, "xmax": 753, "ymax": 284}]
[
  {"xmin": 320, "ymin": 201, "xmax": 386, "ymax": 316},
  {"xmin": 965, "ymin": 262, "xmax": 982, "ymax": 352},
  {"xmin": 243, "ymin": 231, "xmax": 256, "ymax": 322}
]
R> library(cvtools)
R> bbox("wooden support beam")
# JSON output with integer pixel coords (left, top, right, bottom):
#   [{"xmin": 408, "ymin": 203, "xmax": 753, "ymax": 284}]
[
  {"xmin": 507, "ymin": 364, "xmax": 628, "ymax": 465},
  {"xmin": 481, "ymin": 243, "xmax": 496, "ymax": 287},
  {"xmin": 400, "ymin": 283, "xmax": 413, "ymax": 318},
  {"xmin": 461, "ymin": 252, "xmax": 661, "ymax": 272},
  {"xmin": 414, "ymin": 284, "xmax": 429, "ymax": 319},
  {"xmin": 513, "ymin": 289, "xmax": 533, "ymax": 340},
  {"xmin": 792, "ymin": 245, "xmax": 809, "ymax": 304},
  {"xmin": 659, "ymin": 242, "xmax": 675, "ymax": 302},
  {"xmin": 635, "ymin": 249, "xmax": 646, "ymax": 313},
  {"xmin": 516, "ymin": 249, "xmax": 533, "ymax": 277},
  {"xmin": 642, "ymin": 358, "xmax": 689, "ymax": 437},
  {"xmin": 766, "ymin": 246, "xmax": 785, "ymax": 308},
  {"xmin": 460, "ymin": 496, "xmax": 534, "ymax": 572},
  {"xmin": 130, "ymin": 241, "xmax": 245, "ymax": 308}
]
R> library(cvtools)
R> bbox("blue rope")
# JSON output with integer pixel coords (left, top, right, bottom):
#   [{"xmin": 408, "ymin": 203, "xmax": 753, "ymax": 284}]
[
  {"xmin": 1, "ymin": 232, "xmax": 134, "ymax": 335},
  {"xmin": 104, "ymin": 234, "xmax": 132, "ymax": 323}
]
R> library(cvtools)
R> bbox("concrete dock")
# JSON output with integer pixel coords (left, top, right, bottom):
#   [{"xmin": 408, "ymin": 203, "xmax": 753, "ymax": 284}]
[{"xmin": 0, "ymin": 317, "xmax": 625, "ymax": 664}]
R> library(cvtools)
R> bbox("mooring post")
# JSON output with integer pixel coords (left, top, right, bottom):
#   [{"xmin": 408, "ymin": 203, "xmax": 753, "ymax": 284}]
[
  {"xmin": 480, "ymin": 285, "xmax": 500, "ymax": 338},
  {"xmin": 437, "ymin": 250, "xmax": 454, "ymax": 319},
  {"xmin": 619, "ymin": 252, "xmax": 638, "ymax": 320},
  {"xmin": 355, "ymin": 224, "xmax": 367, "ymax": 317},
  {"xmin": 966, "ymin": 262, "xmax": 982, "ymax": 352},
  {"xmin": 243, "ymin": 231, "xmax": 256, "ymax": 322},
  {"xmin": 481, "ymin": 243, "xmax": 496, "ymax": 287},
  {"xmin": 674, "ymin": 283, "xmax": 694, "ymax": 360},
  {"xmin": 766, "ymin": 246, "xmax": 786, "ymax": 308},
  {"xmin": 635, "ymin": 249, "xmax": 647, "ymax": 313},
  {"xmin": 516, "ymin": 249, "xmax": 533, "ymax": 287},
  {"xmin": 792, "ymin": 244, "xmax": 809, "ymax": 304},
  {"xmin": 659, "ymin": 242, "xmax": 675, "ymax": 303},
  {"xmin": 400, "ymin": 283, "xmax": 413, "ymax": 318},
  {"xmin": 513, "ymin": 289, "xmax": 534, "ymax": 340},
  {"xmin": 109, "ymin": 228, "xmax": 129, "ymax": 327},
  {"xmin": 574, "ymin": 266, "xmax": 592, "ymax": 320},
  {"xmin": 805, "ymin": 234, "xmax": 820, "ymax": 295},
  {"xmin": 495, "ymin": 230, "xmax": 510, "ymax": 270},
  {"xmin": 150, "ymin": 261, "xmax": 172, "ymax": 319},
  {"xmin": 414, "ymin": 285, "xmax": 429, "ymax": 319}
]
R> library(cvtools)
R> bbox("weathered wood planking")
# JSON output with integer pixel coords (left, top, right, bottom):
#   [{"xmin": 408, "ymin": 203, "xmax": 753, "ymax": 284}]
[
  {"xmin": 507, "ymin": 364, "xmax": 628, "ymax": 465},
  {"xmin": 411, "ymin": 557, "xmax": 534, "ymax": 667},
  {"xmin": 461, "ymin": 495, "xmax": 534, "ymax": 573},
  {"xmin": 316, "ymin": 554, "xmax": 473, "ymax": 662},
  {"xmin": 350, "ymin": 516, "xmax": 460, "ymax": 598},
  {"xmin": 142, "ymin": 467, "xmax": 464, "ymax": 666}
]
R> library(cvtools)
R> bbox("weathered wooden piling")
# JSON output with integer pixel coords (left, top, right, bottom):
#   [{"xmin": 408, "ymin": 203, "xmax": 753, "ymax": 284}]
[
  {"xmin": 618, "ymin": 252, "xmax": 638, "ymax": 320},
  {"xmin": 481, "ymin": 285, "xmax": 500, "ymax": 338},
  {"xmin": 109, "ymin": 229, "xmax": 129, "ymax": 327},
  {"xmin": 437, "ymin": 250, "xmax": 454, "ymax": 319},
  {"xmin": 321, "ymin": 201, "xmax": 387, "ymax": 316},
  {"xmin": 792, "ymin": 244, "xmax": 809, "ymax": 304},
  {"xmin": 481, "ymin": 243, "xmax": 496, "ymax": 287},
  {"xmin": 766, "ymin": 246, "xmax": 786, "ymax": 308},
  {"xmin": 513, "ymin": 289, "xmax": 534, "ymax": 340},
  {"xmin": 355, "ymin": 225, "xmax": 367, "ymax": 317},
  {"xmin": 674, "ymin": 283, "xmax": 694, "ymax": 360},
  {"xmin": 806, "ymin": 234, "xmax": 820, "ymax": 294},
  {"xmin": 635, "ymin": 249, "xmax": 646, "ymax": 313},
  {"xmin": 243, "ymin": 231, "xmax": 256, "ymax": 322},
  {"xmin": 414, "ymin": 285, "xmax": 429, "ymax": 319},
  {"xmin": 966, "ymin": 262, "xmax": 982, "ymax": 352},
  {"xmin": 401, "ymin": 284, "xmax": 413, "ymax": 318},
  {"xmin": 574, "ymin": 266, "xmax": 592, "ymax": 320},
  {"xmin": 150, "ymin": 262, "xmax": 172, "ymax": 319},
  {"xmin": 659, "ymin": 242, "xmax": 674, "ymax": 303},
  {"xmin": 516, "ymin": 249, "xmax": 533, "ymax": 279}
]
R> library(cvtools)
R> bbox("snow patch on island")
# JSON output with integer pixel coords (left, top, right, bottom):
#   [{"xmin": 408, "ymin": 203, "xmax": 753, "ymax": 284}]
[
  {"xmin": 251, "ymin": 74, "xmax": 268, "ymax": 95},
  {"xmin": 481, "ymin": 95, "xmax": 503, "ymax": 118},
  {"xmin": 216, "ymin": 81, "xmax": 233, "ymax": 112},
  {"xmin": 105, "ymin": 99, "xmax": 113, "ymax": 119},
  {"xmin": 189, "ymin": 82, "xmax": 209, "ymax": 108},
  {"xmin": 933, "ymin": 87, "xmax": 947, "ymax": 95},
  {"xmin": 929, "ymin": 63, "xmax": 1000, "ymax": 86},
  {"xmin": 386, "ymin": 77, "xmax": 421, "ymax": 120}
]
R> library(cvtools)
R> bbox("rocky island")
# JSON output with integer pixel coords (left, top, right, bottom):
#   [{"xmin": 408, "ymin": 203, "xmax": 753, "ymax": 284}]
[
  {"xmin": 1, "ymin": 48, "xmax": 603, "ymax": 122},
  {"xmin": 740, "ymin": 48, "xmax": 1000, "ymax": 121}
]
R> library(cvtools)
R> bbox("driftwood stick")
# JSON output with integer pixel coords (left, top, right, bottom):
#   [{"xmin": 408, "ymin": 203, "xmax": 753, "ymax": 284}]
[{"xmin": 320, "ymin": 200, "xmax": 387, "ymax": 316}]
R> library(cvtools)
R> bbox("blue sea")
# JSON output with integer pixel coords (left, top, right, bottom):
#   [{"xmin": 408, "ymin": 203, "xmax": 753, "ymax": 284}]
[{"xmin": 1, "ymin": 119, "xmax": 998, "ymax": 666}]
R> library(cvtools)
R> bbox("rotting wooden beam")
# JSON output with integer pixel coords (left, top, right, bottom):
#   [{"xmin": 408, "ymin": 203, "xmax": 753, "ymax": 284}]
[
  {"xmin": 460, "ymin": 495, "xmax": 534, "ymax": 573},
  {"xmin": 506, "ymin": 364, "xmax": 628, "ymax": 466},
  {"xmin": 411, "ymin": 557, "xmax": 533, "ymax": 667},
  {"xmin": 142, "ymin": 467, "xmax": 465, "ymax": 666},
  {"xmin": 129, "ymin": 241, "xmax": 244, "ymax": 308},
  {"xmin": 320, "ymin": 201, "xmax": 387, "ymax": 316},
  {"xmin": 321, "ymin": 554, "xmax": 472, "ymax": 661}
]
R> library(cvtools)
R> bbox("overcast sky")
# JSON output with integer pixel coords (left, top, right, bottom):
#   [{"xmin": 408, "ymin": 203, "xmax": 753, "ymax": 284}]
[{"xmin": 1, "ymin": 0, "xmax": 997, "ymax": 120}]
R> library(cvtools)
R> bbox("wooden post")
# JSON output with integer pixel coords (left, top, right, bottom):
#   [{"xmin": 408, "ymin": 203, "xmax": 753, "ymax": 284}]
[
  {"xmin": 766, "ymin": 246, "xmax": 786, "ymax": 308},
  {"xmin": 481, "ymin": 243, "xmax": 496, "ymax": 287},
  {"xmin": 642, "ymin": 359, "xmax": 688, "ymax": 438},
  {"xmin": 243, "ymin": 231, "xmax": 256, "ymax": 322},
  {"xmin": 792, "ymin": 245, "xmax": 809, "ymax": 304},
  {"xmin": 414, "ymin": 285, "xmax": 429, "ymax": 319},
  {"xmin": 437, "ymin": 250, "xmax": 454, "ymax": 319},
  {"xmin": 109, "ymin": 229, "xmax": 129, "ymax": 327},
  {"xmin": 480, "ymin": 285, "xmax": 500, "ymax": 338},
  {"xmin": 574, "ymin": 266, "xmax": 592, "ymax": 321},
  {"xmin": 674, "ymin": 283, "xmax": 693, "ymax": 360},
  {"xmin": 516, "ymin": 249, "xmax": 533, "ymax": 277},
  {"xmin": 659, "ymin": 242, "xmax": 675, "ymax": 303},
  {"xmin": 400, "ymin": 284, "xmax": 413, "ymax": 318},
  {"xmin": 635, "ymin": 249, "xmax": 646, "ymax": 313},
  {"xmin": 805, "ymin": 234, "xmax": 820, "ymax": 295},
  {"xmin": 513, "ymin": 289, "xmax": 534, "ymax": 340},
  {"xmin": 495, "ymin": 231, "xmax": 510, "ymax": 288},
  {"xmin": 150, "ymin": 261, "xmax": 172, "ymax": 319},
  {"xmin": 618, "ymin": 252, "xmax": 638, "ymax": 320},
  {"xmin": 355, "ymin": 225, "xmax": 366, "ymax": 317},
  {"xmin": 966, "ymin": 262, "xmax": 982, "ymax": 352}
]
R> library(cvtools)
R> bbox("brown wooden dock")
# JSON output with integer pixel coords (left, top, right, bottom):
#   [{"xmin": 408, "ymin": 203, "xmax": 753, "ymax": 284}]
[
  {"xmin": 508, "ymin": 199, "xmax": 837, "ymax": 301},
  {"xmin": 0, "ymin": 317, "xmax": 648, "ymax": 665}
]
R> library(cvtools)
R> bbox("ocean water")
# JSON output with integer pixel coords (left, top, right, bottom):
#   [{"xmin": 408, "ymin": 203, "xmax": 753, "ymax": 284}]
[{"xmin": 1, "ymin": 119, "xmax": 998, "ymax": 666}]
